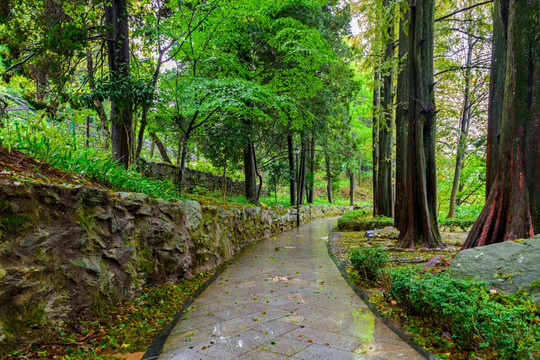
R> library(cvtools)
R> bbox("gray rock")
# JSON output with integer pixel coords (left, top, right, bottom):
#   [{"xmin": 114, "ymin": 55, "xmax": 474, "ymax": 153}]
[
  {"xmin": 103, "ymin": 246, "xmax": 134, "ymax": 265},
  {"xmin": 115, "ymin": 192, "xmax": 149, "ymax": 210},
  {"xmin": 178, "ymin": 201, "xmax": 202, "ymax": 229},
  {"xmin": 450, "ymin": 237, "xmax": 540, "ymax": 304}
]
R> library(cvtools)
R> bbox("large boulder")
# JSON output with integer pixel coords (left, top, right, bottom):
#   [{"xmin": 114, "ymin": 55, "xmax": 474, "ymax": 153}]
[{"xmin": 450, "ymin": 236, "xmax": 540, "ymax": 304}]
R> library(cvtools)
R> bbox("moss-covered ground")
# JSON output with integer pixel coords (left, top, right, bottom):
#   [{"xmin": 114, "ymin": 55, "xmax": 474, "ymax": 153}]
[{"xmin": 5, "ymin": 272, "xmax": 214, "ymax": 360}]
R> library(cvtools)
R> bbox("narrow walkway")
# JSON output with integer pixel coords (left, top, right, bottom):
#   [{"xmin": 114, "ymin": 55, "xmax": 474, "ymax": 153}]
[{"xmin": 157, "ymin": 217, "xmax": 424, "ymax": 360}]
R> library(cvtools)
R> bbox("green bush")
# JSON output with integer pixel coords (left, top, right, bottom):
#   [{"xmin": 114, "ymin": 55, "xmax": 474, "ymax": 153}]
[
  {"xmin": 337, "ymin": 210, "xmax": 393, "ymax": 231},
  {"xmin": 438, "ymin": 218, "xmax": 475, "ymax": 231},
  {"xmin": 349, "ymin": 246, "xmax": 389, "ymax": 282},
  {"xmin": 387, "ymin": 266, "xmax": 540, "ymax": 359}
]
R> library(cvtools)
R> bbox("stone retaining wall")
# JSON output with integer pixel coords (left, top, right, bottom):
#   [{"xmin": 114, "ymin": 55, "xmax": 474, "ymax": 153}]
[
  {"xmin": 0, "ymin": 179, "xmax": 349, "ymax": 353},
  {"xmin": 140, "ymin": 160, "xmax": 245, "ymax": 195}
]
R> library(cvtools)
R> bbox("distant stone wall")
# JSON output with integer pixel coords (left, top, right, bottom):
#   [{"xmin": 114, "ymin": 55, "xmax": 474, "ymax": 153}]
[
  {"xmin": 140, "ymin": 160, "xmax": 245, "ymax": 195},
  {"xmin": 0, "ymin": 179, "xmax": 350, "ymax": 354}
]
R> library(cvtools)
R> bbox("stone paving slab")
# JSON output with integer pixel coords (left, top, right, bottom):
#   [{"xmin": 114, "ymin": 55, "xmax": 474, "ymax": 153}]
[{"xmin": 158, "ymin": 217, "xmax": 426, "ymax": 360}]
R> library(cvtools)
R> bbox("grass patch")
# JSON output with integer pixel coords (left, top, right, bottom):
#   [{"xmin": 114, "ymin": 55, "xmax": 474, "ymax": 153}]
[
  {"xmin": 6, "ymin": 272, "xmax": 214, "ymax": 359},
  {"xmin": 336, "ymin": 209, "xmax": 393, "ymax": 231}
]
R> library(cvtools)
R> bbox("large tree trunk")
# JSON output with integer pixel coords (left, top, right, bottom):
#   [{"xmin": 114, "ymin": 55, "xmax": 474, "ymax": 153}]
[
  {"xmin": 463, "ymin": 0, "xmax": 539, "ymax": 248},
  {"xmin": 372, "ymin": 68, "xmax": 380, "ymax": 214},
  {"xmin": 376, "ymin": 0, "xmax": 395, "ymax": 218},
  {"xmin": 398, "ymin": 0, "xmax": 444, "ymax": 249},
  {"xmin": 394, "ymin": 4, "xmax": 409, "ymax": 229},
  {"xmin": 244, "ymin": 140, "xmax": 257, "ymax": 203},
  {"xmin": 150, "ymin": 132, "xmax": 172, "ymax": 164},
  {"xmin": 447, "ymin": 37, "xmax": 474, "ymax": 219},
  {"xmin": 287, "ymin": 134, "xmax": 296, "ymax": 206},
  {"xmin": 106, "ymin": 0, "xmax": 133, "ymax": 168},
  {"xmin": 325, "ymin": 152, "xmax": 333, "ymax": 203},
  {"xmin": 485, "ymin": 0, "xmax": 509, "ymax": 197}
]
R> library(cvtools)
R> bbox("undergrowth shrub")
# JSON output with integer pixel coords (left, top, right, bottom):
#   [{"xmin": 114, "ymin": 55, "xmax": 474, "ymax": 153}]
[
  {"xmin": 349, "ymin": 247, "xmax": 389, "ymax": 282},
  {"xmin": 337, "ymin": 210, "xmax": 393, "ymax": 231},
  {"xmin": 387, "ymin": 266, "xmax": 540, "ymax": 359}
]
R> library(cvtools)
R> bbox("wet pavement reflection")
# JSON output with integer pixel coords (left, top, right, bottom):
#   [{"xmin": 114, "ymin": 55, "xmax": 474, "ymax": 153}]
[{"xmin": 158, "ymin": 217, "xmax": 425, "ymax": 360}]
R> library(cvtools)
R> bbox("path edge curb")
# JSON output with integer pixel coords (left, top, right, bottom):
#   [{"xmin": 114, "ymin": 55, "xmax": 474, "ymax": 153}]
[
  {"xmin": 326, "ymin": 230, "xmax": 438, "ymax": 360},
  {"xmin": 141, "ymin": 262, "xmax": 228, "ymax": 360}
]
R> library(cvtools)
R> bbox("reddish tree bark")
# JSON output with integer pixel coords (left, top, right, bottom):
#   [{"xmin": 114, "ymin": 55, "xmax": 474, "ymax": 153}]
[
  {"xmin": 485, "ymin": 0, "xmax": 509, "ymax": 198},
  {"xmin": 398, "ymin": 0, "xmax": 445, "ymax": 249},
  {"xmin": 464, "ymin": 0, "xmax": 540, "ymax": 248}
]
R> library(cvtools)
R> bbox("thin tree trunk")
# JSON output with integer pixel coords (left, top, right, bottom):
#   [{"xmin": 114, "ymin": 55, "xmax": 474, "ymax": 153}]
[
  {"xmin": 349, "ymin": 166, "xmax": 355, "ymax": 207},
  {"xmin": 398, "ymin": 0, "xmax": 444, "ymax": 249},
  {"xmin": 288, "ymin": 134, "xmax": 296, "ymax": 206},
  {"xmin": 485, "ymin": 0, "xmax": 509, "ymax": 198},
  {"xmin": 178, "ymin": 138, "xmax": 189, "ymax": 194},
  {"xmin": 85, "ymin": 115, "xmax": 91, "ymax": 148},
  {"xmin": 447, "ymin": 36, "xmax": 474, "ymax": 219},
  {"xmin": 358, "ymin": 156, "xmax": 362, "ymax": 185},
  {"xmin": 394, "ymin": 4, "xmax": 409, "ymax": 229},
  {"xmin": 376, "ymin": 0, "xmax": 395, "ymax": 218},
  {"xmin": 222, "ymin": 157, "xmax": 227, "ymax": 200},
  {"xmin": 298, "ymin": 143, "xmax": 306, "ymax": 205},
  {"xmin": 307, "ymin": 134, "xmax": 315, "ymax": 203},
  {"xmin": 86, "ymin": 47, "xmax": 109, "ymax": 150},
  {"xmin": 253, "ymin": 144, "xmax": 263, "ymax": 205},
  {"xmin": 150, "ymin": 138, "xmax": 155, "ymax": 158},
  {"xmin": 372, "ymin": 67, "xmax": 381, "ymax": 214},
  {"xmin": 150, "ymin": 132, "xmax": 172, "ymax": 164},
  {"xmin": 464, "ymin": 0, "xmax": 539, "ymax": 248},
  {"xmin": 325, "ymin": 152, "xmax": 333, "ymax": 203}
]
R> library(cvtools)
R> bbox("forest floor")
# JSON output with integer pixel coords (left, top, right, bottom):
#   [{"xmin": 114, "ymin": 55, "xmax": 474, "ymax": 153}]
[
  {"xmin": 5, "ymin": 272, "xmax": 215, "ymax": 360},
  {"xmin": 328, "ymin": 228, "xmax": 500, "ymax": 360}
]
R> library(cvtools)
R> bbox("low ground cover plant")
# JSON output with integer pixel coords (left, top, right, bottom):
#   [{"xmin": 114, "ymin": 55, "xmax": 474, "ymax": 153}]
[
  {"xmin": 387, "ymin": 266, "xmax": 540, "ymax": 360},
  {"xmin": 349, "ymin": 246, "xmax": 389, "ymax": 282}
]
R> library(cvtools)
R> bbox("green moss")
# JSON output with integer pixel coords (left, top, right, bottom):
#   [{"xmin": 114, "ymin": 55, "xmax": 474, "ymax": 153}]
[
  {"xmin": 0, "ymin": 215, "xmax": 33, "ymax": 232},
  {"xmin": 136, "ymin": 247, "xmax": 155, "ymax": 275},
  {"xmin": 337, "ymin": 210, "xmax": 393, "ymax": 231}
]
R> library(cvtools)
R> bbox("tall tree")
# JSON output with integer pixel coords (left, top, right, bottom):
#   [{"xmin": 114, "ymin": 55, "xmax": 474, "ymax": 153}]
[
  {"xmin": 398, "ymin": 0, "xmax": 445, "ymax": 248},
  {"xmin": 485, "ymin": 0, "xmax": 508, "ymax": 196},
  {"xmin": 394, "ymin": 3, "xmax": 409, "ymax": 229},
  {"xmin": 372, "ymin": 68, "xmax": 380, "ymax": 214},
  {"xmin": 447, "ymin": 35, "xmax": 475, "ymax": 219},
  {"xmin": 463, "ymin": 0, "xmax": 540, "ymax": 248},
  {"xmin": 106, "ymin": 0, "xmax": 133, "ymax": 168}
]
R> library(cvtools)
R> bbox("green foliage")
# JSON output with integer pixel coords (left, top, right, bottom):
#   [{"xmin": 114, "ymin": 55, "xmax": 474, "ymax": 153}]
[
  {"xmin": 337, "ymin": 210, "xmax": 393, "ymax": 231},
  {"xmin": 387, "ymin": 267, "xmax": 540, "ymax": 359},
  {"xmin": 1, "ymin": 114, "xmax": 182, "ymax": 201},
  {"xmin": 349, "ymin": 246, "xmax": 389, "ymax": 282}
]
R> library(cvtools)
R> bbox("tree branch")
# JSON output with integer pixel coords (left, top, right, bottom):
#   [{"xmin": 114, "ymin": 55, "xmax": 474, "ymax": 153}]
[{"xmin": 435, "ymin": 1, "xmax": 494, "ymax": 22}]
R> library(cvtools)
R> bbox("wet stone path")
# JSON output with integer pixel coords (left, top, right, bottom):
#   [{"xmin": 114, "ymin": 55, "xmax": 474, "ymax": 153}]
[{"xmin": 157, "ymin": 217, "xmax": 425, "ymax": 360}]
